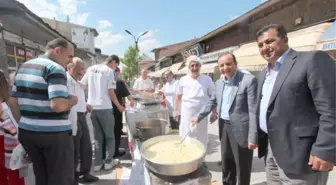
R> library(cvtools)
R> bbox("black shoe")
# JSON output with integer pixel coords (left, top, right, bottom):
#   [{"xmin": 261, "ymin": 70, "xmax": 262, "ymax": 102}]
[
  {"xmin": 113, "ymin": 151, "xmax": 126, "ymax": 158},
  {"xmin": 79, "ymin": 174, "xmax": 99, "ymax": 183}
]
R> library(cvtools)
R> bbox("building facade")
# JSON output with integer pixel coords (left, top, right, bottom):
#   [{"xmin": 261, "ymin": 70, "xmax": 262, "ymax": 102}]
[
  {"xmin": 153, "ymin": 0, "xmax": 335, "ymax": 79},
  {"xmin": 42, "ymin": 18, "xmax": 99, "ymax": 68},
  {"xmin": 0, "ymin": 0, "xmax": 75, "ymax": 76}
]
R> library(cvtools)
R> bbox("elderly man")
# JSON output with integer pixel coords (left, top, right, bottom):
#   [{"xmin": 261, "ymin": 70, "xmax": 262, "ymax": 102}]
[
  {"xmin": 67, "ymin": 58, "xmax": 99, "ymax": 184},
  {"xmin": 156, "ymin": 70, "xmax": 180, "ymax": 129},
  {"xmin": 174, "ymin": 55, "xmax": 215, "ymax": 149},
  {"xmin": 80, "ymin": 55, "xmax": 125, "ymax": 172},
  {"xmin": 133, "ymin": 68, "xmax": 154, "ymax": 93},
  {"xmin": 256, "ymin": 24, "xmax": 335, "ymax": 185},
  {"xmin": 192, "ymin": 53, "xmax": 258, "ymax": 185},
  {"xmin": 10, "ymin": 38, "xmax": 77, "ymax": 185}
]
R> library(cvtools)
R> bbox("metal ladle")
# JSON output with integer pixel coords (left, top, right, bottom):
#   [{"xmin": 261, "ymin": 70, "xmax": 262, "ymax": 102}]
[{"xmin": 177, "ymin": 124, "xmax": 194, "ymax": 145}]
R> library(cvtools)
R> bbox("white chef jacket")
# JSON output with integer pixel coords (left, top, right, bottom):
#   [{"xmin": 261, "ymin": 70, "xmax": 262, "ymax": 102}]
[{"xmin": 176, "ymin": 74, "xmax": 215, "ymax": 148}]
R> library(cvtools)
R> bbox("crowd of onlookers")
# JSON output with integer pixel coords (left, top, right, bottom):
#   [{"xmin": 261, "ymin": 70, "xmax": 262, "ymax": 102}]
[{"xmin": 0, "ymin": 38, "xmax": 134, "ymax": 185}]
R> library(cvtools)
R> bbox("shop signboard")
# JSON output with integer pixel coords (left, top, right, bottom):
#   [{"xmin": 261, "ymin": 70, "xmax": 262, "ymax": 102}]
[
  {"xmin": 181, "ymin": 44, "xmax": 203, "ymax": 59},
  {"xmin": 15, "ymin": 47, "xmax": 34, "ymax": 60},
  {"xmin": 316, "ymin": 39, "xmax": 336, "ymax": 51},
  {"xmin": 322, "ymin": 41, "xmax": 336, "ymax": 50}
]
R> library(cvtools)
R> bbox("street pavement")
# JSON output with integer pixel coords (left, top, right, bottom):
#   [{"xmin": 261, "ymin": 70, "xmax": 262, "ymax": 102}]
[{"xmin": 25, "ymin": 115, "xmax": 336, "ymax": 185}]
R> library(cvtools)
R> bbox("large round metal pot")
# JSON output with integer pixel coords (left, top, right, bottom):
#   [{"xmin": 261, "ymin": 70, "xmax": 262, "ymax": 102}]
[
  {"xmin": 140, "ymin": 135, "xmax": 206, "ymax": 176},
  {"xmin": 135, "ymin": 119, "xmax": 168, "ymax": 141}
]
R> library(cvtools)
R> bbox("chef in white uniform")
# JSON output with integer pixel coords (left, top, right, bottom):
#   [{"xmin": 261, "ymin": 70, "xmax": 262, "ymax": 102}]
[{"xmin": 174, "ymin": 55, "xmax": 215, "ymax": 149}]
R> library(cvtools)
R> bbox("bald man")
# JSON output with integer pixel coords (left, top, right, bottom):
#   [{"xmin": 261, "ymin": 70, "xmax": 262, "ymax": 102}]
[{"xmin": 133, "ymin": 68, "xmax": 155, "ymax": 93}]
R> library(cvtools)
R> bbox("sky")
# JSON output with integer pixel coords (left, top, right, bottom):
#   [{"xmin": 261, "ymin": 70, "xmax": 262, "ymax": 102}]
[{"xmin": 18, "ymin": 0, "xmax": 336, "ymax": 59}]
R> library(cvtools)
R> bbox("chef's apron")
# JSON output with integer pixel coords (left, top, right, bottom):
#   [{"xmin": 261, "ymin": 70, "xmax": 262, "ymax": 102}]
[{"xmin": 179, "ymin": 76, "xmax": 210, "ymax": 149}]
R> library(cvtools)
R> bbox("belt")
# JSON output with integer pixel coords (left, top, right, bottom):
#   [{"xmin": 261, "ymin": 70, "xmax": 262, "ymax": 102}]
[{"xmin": 220, "ymin": 118, "xmax": 230, "ymax": 124}]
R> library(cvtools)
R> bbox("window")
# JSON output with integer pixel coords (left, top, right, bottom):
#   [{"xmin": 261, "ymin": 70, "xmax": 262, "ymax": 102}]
[{"xmin": 6, "ymin": 44, "xmax": 16, "ymax": 68}]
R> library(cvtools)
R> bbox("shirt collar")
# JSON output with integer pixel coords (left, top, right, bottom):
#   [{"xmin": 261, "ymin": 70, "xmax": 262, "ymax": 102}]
[
  {"xmin": 168, "ymin": 79, "xmax": 175, "ymax": 85},
  {"xmin": 39, "ymin": 55, "xmax": 65, "ymax": 69},
  {"xmin": 221, "ymin": 69, "xmax": 238, "ymax": 84},
  {"xmin": 66, "ymin": 72, "xmax": 77, "ymax": 84},
  {"xmin": 266, "ymin": 48, "xmax": 290, "ymax": 72},
  {"xmin": 39, "ymin": 55, "xmax": 55, "ymax": 62}
]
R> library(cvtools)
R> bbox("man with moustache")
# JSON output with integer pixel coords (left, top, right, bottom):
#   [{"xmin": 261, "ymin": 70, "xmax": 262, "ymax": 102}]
[
  {"xmin": 67, "ymin": 57, "xmax": 99, "ymax": 184},
  {"xmin": 174, "ymin": 55, "xmax": 215, "ymax": 149},
  {"xmin": 192, "ymin": 53, "xmax": 258, "ymax": 185},
  {"xmin": 256, "ymin": 24, "xmax": 335, "ymax": 185}
]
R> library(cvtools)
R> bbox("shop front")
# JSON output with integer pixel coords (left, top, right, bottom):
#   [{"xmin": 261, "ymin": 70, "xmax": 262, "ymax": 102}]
[
  {"xmin": 316, "ymin": 38, "xmax": 336, "ymax": 60},
  {"xmin": 233, "ymin": 22, "xmax": 332, "ymax": 75},
  {"xmin": 0, "ymin": 0, "xmax": 75, "ymax": 76},
  {"xmin": 6, "ymin": 43, "xmax": 40, "ymax": 73}
]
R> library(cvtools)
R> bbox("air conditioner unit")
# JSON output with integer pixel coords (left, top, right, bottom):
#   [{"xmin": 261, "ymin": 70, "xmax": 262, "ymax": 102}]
[{"xmin": 295, "ymin": 17, "xmax": 302, "ymax": 25}]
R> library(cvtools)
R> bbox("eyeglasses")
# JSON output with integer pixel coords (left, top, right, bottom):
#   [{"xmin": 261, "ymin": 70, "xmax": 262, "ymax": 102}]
[{"xmin": 190, "ymin": 64, "xmax": 200, "ymax": 67}]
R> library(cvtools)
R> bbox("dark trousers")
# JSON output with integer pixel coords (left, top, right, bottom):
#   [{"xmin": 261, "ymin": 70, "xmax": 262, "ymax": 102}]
[
  {"xmin": 169, "ymin": 116, "xmax": 180, "ymax": 129},
  {"xmin": 74, "ymin": 113, "xmax": 93, "ymax": 177},
  {"xmin": 19, "ymin": 128, "xmax": 74, "ymax": 185},
  {"xmin": 219, "ymin": 119, "xmax": 253, "ymax": 185},
  {"xmin": 113, "ymin": 108, "xmax": 123, "ymax": 154}
]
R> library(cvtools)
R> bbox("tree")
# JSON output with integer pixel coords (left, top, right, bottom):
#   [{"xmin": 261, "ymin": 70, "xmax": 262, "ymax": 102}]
[{"xmin": 121, "ymin": 45, "xmax": 138, "ymax": 81}]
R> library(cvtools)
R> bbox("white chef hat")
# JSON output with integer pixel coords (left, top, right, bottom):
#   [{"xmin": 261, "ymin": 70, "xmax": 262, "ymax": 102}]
[{"xmin": 186, "ymin": 55, "xmax": 202, "ymax": 66}]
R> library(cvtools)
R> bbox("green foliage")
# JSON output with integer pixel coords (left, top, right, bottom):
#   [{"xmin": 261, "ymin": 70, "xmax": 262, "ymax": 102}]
[{"xmin": 121, "ymin": 45, "xmax": 138, "ymax": 80}]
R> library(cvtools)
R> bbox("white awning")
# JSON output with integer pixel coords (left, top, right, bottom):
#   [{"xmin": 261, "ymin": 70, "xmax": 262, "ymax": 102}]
[
  {"xmin": 148, "ymin": 66, "xmax": 170, "ymax": 78},
  {"xmin": 200, "ymin": 62, "xmax": 218, "ymax": 74},
  {"xmin": 201, "ymin": 46, "xmax": 239, "ymax": 63},
  {"xmin": 175, "ymin": 65, "xmax": 189, "ymax": 75},
  {"xmin": 169, "ymin": 62, "xmax": 184, "ymax": 73},
  {"xmin": 233, "ymin": 23, "xmax": 332, "ymax": 69}
]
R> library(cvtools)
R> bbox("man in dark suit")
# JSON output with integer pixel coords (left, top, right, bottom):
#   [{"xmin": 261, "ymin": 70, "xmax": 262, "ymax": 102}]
[
  {"xmin": 255, "ymin": 24, "xmax": 335, "ymax": 185},
  {"xmin": 192, "ymin": 53, "xmax": 258, "ymax": 185}
]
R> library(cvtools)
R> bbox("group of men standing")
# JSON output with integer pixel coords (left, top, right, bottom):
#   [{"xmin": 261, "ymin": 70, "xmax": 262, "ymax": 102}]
[
  {"xmin": 8, "ymin": 38, "xmax": 133, "ymax": 185},
  {"xmin": 172, "ymin": 24, "xmax": 335, "ymax": 185},
  {"xmin": 5, "ymin": 22, "xmax": 336, "ymax": 185}
]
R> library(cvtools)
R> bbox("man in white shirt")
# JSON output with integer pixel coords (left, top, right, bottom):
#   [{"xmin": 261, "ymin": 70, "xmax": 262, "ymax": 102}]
[
  {"xmin": 132, "ymin": 68, "xmax": 154, "ymax": 92},
  {"xmin": 67, "ymin": 58, "xmax": 99, "ymax": 183},
  {"xmin": 157, "ymin": 70, "xmax": 180, "ymax": 129},
  {"xmin": 80, "ymin": 55, "xmax": 125, "ymax": 172}
]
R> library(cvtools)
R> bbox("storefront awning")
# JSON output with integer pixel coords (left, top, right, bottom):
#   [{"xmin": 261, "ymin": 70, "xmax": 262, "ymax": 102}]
[
  {"xmin": 169, "ymin": 62, "xmax": 184, "ymax": 73},
  {"xmin": 148, "ymin": 66, "xmax": 170, "ymax": 78},
  {"xmin": 233, "ymin": 23, "xmax": 332, "ymax": 69},
  {"xmin": 200, "ymin": 62, "xmax": 218, "ymax": 74},
  {"xmin": 175, "ymin": 63, "xmax": 190, "ymax": 75}
]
